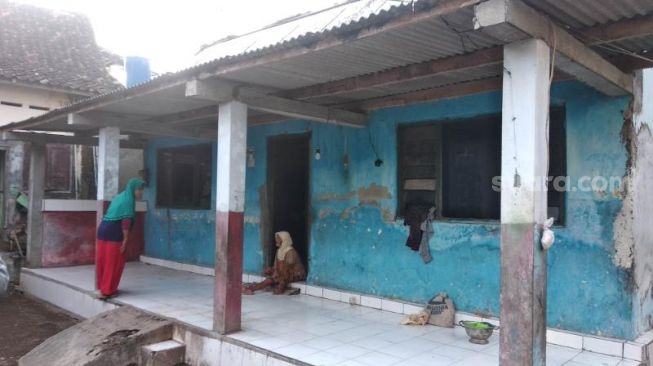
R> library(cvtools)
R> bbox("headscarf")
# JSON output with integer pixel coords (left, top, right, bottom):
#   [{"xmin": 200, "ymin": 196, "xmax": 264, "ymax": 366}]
[
  {"xmin": 103, "ymin": 178, "xmax": 145, "ymax": 222},
  {"xmin": 275, "ymin": 231, "xmax": 294, "ymax": 261}
]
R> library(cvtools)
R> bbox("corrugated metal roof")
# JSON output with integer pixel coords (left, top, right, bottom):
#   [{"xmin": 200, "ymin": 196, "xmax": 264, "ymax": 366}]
[
  {"xmin": 524, "ymin": 0, "xmax": 653, "ymax": 28},
  {"xmin": 199, "ymin": 0, "xmax": 653, "ymax": 66},
  {"xmin": 196, "ymin": 0, "xmax": 416, "ymax": 63},
  {"xmin": 3, "ymin": 0, "xmax": 653, "ymax": 134}
]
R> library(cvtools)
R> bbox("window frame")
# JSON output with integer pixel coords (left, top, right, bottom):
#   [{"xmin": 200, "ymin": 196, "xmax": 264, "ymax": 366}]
[
  {"xmin": 155, "ymin": 144, "xmax": 213, "ymax": 210},
  {"xmin": 396, "ymin": 108, "xmax": 567, "ymax": 224}
]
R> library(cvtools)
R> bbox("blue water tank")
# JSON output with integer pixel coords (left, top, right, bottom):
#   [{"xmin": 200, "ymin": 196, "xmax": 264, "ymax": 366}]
[{"xmin": 125, "ymin": 56, "xmax": 151, "ymax": 87}]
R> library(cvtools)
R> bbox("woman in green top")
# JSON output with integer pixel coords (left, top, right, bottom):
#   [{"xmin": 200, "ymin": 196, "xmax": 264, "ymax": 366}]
[{"xmin": 95, "ymin": 178, "xmax": 145, "ymax": 299}]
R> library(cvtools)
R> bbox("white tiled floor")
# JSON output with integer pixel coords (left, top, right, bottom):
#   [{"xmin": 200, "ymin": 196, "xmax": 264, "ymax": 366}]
[{"xmin": 27, "ymin": 263, "xmax": 638, "ymax": 366}]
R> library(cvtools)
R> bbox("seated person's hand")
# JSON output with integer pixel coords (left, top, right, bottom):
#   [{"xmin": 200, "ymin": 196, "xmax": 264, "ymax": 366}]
[{"xmin": 263, "ymin": 267, "xmax": 273, "ymax": 275}]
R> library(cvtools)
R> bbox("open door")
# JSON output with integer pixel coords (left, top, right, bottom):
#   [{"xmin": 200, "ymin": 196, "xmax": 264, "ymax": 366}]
[{"xmin": 266, "ymin": 133, "xmax": 310, "ymax": 271}]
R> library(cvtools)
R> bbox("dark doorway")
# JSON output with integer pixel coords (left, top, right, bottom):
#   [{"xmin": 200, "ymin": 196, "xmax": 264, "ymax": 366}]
[{"xmin": 266, "ymin": 133, "xmax": 310, "ymax": 270}]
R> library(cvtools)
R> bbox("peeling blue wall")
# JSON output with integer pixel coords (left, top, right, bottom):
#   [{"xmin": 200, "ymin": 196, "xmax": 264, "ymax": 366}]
[
  {"xmin": 144, "ymin": 81, "xmax": 635, "ymax": 339},
  {"xmin": 143, "ymin": 139, "xmax": 216, "ymax": 267}
]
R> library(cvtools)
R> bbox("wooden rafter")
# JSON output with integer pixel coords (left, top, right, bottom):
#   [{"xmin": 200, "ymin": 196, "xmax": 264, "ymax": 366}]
[
  {"xmin": 342, "ymin": 71, "xmax": 571, "ymax": 111},
  {"xmin": 611, "ymin": 50, "xmax": 653, "ymax": 72},
  {"xmin": 280, "ymin": 47, "xmax": 503, "ymax": 100},
  {"xmin": 474, "ymin": 0, "xmax": 634, "ymax": 96},
  {"xmin": 343, "ymin": 77, "xmax": 504, "ymax": 110},
  {"xmin": 579, "ymin": 14, "xmax": 653, "ymax": 45}
]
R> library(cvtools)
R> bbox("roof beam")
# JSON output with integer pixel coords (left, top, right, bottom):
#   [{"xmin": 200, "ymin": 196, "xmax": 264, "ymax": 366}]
[
  {"xmin": 341, "ymin": 71, "xmax": 572, "ymax": 111},
  {"xmin": 184, "ymin": 79, "xmax": 368, "ymax": 127},
  {"xmin": 237, "ymin": 88, "xmax": 368, "ymax": 127},
  {"xmin": 474, "ymin": 0, "xmax": 634, "ymax": 96},
  {"xmin": 280, "ymin": 47, "xmax": 504, "ymax": 100},
  {"xmin": 67, "ymin": 112, "xmax": 213, "ymax": 140},
  {"xmin": 344, "ymin": 77, "xmax": 504, "ymax": 110},
  {"xmin": 579, "ymin": 14, "xmax": 653, "ymax": 45},
  {"xmin": 184, "ymin": 79, "xmax": 237, "ymax": 101},
  {"xmin": 611, "ymin": 50, "xmax": 653, "ymax": 72},
  {"xmin": 2, "ymin": 131, "xmax": 144, "ymax": 149}
]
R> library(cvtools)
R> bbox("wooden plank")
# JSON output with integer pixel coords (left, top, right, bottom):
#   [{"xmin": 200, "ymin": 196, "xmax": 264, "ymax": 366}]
[
  {"xmin": 281, "ymin": 47, "xmax": 504, "ymax": 100},
  {"xmin": 68, "ymin": 112, "xmax": 214, "ymax": 140},
  {"xmin": 338, "ymin": 71, "xmax": 570, "ymax": 111},
  {"xmin": 611, "ymin": 50, "xmax": 653, "ymax": 72},
  {"xmin": 237, "ymin": 89, "xmax": 368, "ymax": 127},
  {"xmin": 404, "ymin": 179, "xmax": 437, "ymax": 191},
  {"xmin": 348, "ymin": 77, "xmax": 504, "ymax": 110},
  {"xmin": 579, "ymin": 14, "xmax": 653, "ymax": 45},
  {"xmin": 474, "ymin": 0, "xmax": 634, "ymax": 96}
]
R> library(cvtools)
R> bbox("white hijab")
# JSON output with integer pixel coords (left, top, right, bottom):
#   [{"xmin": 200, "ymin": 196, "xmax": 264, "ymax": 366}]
[{"xmin": 275, "ymin": 231, "xmax": 294, "ymax": 261}]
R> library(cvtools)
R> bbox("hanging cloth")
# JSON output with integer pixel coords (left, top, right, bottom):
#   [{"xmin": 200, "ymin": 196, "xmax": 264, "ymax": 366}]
[
  {"xmin": 404, "ymin": 206, "xmax": 423, "ymax": 251},
  {"xmin": 418, "ymin": 207, "xmax": 435, "ymax": 263}
]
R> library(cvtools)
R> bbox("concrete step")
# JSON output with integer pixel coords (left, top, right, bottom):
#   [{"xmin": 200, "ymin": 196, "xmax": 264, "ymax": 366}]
[
  {"xmin": 140, "ymin": 340, "xmax": 186, "ymax": 366},
  {"xmin": 19, "ymin": 306, "xmax": 173, "ymax": 366}
]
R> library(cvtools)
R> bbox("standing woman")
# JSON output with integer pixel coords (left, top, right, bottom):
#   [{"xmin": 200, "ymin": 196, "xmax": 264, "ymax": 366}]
[{"xmin": 96, "ymin": 178, "xmax": 145, "ymax": 299}]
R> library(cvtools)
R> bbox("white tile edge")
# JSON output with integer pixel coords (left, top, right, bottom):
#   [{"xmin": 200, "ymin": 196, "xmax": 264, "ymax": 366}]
[
  {"xmin": 582, "ymin": 335, "xmax": 624, "ymax": 357},
  {"xmin": 138, "ymin": 256, "xmax": 648, "ymax": 360},
  {"xmin": 20, "ymin": 270, "xmax": 117, "ymax": 319},
  {"xmin": 42, "ymin": 199, "xmax": 148, "ymax": 212}
]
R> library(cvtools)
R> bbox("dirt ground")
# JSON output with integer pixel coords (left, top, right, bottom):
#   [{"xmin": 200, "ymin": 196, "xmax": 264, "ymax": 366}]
[{"xmin": 0, "ymin": 286, "xmax": 79, "ymax": 366}]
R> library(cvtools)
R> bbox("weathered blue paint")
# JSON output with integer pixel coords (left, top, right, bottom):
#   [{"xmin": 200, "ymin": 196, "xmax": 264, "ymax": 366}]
[
  {"xmin": 143, "ymin": 81, "xmax": 637, "ymax": 339},
  {"xmin": 143, "ymin": 138, "xmax": 216, "ymax": 267}
]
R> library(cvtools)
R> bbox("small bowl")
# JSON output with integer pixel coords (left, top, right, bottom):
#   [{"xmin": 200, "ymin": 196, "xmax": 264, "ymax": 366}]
[{"xmin": 458, "ymin": 321, "xmax": 498, "ymax": 345}]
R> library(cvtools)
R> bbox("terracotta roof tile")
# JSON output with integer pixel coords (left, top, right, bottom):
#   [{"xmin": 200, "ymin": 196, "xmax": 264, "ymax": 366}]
[{"xmin": 0, "ymin": 0, "xmax": 122, "ymax": 94}]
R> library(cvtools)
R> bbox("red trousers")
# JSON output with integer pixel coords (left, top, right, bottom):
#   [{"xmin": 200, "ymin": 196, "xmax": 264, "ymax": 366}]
[{"xmin": 96, "ymin": 240, "xmax": 126, "ymax": 296}]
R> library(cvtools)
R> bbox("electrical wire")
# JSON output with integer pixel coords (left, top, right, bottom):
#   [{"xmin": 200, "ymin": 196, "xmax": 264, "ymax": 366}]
[
  {"xmin": 367, "ymin": 127, "xmax": 381, "ymax": 160},
  {"xmin": 564, "ymin": 21, "xmax": 653, "ymax": 64}
]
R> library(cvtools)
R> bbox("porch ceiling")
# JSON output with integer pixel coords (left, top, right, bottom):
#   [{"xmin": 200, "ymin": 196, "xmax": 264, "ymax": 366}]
[{"xmin": 1, "ymin": 0, "xmax": 652, "ymax": 141}]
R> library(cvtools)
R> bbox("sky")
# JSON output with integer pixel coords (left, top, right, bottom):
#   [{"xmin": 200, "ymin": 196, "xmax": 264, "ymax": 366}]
[{"xmin": 16, "ymin": 0, "xmax": 342, "ymax": 73}]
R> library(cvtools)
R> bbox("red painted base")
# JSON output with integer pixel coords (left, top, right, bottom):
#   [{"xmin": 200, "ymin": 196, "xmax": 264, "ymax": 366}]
[
  {"xmin": 214, "ymin": 210, "xmax": 244, "ymax": 334},
  {"xmin": 39, "ymin": 205, "xmax": 144, "ymax": 267},
  {"xmin": 500, "ymin": 222, "xmax": 547, "ymax": 366}
]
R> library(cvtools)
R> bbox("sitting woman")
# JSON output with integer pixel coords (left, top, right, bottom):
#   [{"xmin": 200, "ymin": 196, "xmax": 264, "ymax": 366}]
[{"xmin": 243, "ymin": 231, "xmax": 306, "ymax": 295}]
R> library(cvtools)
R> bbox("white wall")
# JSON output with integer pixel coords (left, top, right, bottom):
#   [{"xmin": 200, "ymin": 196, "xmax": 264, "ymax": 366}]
[
  {"xmin": 119, "ymin": 148, "xmax": 144, "ymax": 190},
  {"xmin": 0, "ymin": 83, "xmax": 72, "ymax": 126}
]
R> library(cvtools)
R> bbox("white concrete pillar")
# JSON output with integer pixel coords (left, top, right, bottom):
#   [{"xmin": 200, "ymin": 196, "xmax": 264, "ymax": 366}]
[
  {"xmin": 97, "ymin": 127, "xmax": 121, "ymax": 201},
  {"xmin": 214, "ymin": 100, "xmax": 247, "ymax": 334},
  {"xmin": 26, "ymin": 143, "xmax": 45, "ymax": 267},
  {"xmin": 95, "ymin": 127, "xmax": 120, "ymax": 289},
  {"xmin": 499, "ymin": 39, "xmax": 551, "ymax": 366},
  {"xmin": 5, "ymin": 142, "xmax": 26, "ymax": 229}
]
